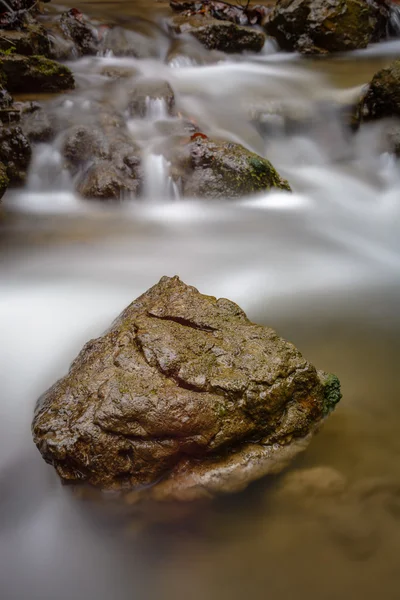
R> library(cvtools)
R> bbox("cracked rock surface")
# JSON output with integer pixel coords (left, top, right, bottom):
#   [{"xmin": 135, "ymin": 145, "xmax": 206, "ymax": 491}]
[{"xmin": 32, "ymin": 276, "xmax": 341, "ymax": 500}]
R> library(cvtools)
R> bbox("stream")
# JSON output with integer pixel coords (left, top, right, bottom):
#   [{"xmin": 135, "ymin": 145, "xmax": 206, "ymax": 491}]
[{"xmin": 1, "ymin": 2, "xmax": 400, "ymax": 599}]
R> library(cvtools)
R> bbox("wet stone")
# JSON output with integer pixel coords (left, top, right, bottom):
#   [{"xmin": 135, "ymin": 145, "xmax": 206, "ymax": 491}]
[
  {"xmin": 168, "ymin": 136, "xmax": 291, "ymax": 199},
  {"xmin": 0, "ymin": 54, "xmax": 74, "ymax": 94},
  {"xmin": 168, "ymin": 14, "xmax": 266, "ymax": 53},
  {"xmin": 0, "ymin": 124, "xmax": 31, "ymax": 183},
  {"xmin": 265, "ymin": 0, "xmax": 390, "ymax": 54},
  {"xmin": 32, "ymin": 276, "xmax": 341, "ymax": 501}
]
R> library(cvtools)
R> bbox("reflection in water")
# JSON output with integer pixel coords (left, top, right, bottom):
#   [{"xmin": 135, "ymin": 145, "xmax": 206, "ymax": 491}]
[{"xmin": 1, "ymin": 2, "xmax": 400, "ymax": 599}]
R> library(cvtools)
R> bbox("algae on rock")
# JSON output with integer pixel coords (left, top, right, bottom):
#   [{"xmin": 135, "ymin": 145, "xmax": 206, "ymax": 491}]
[{"xmin": 0, "ymin": 54, "xmax": 74, "ymax": 93}]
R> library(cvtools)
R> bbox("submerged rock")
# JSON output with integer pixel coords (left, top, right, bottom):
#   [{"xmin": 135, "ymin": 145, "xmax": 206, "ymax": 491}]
[
  {"xmin": 20, "ymin": 104, "xmax": 55, "ymax": 142},
  {"xmin": 0, "ymin": 124, "xmax": 31, "ymax": 183},
  {"xmin": 168, "ymin": 14, "xmax": 266, "ymax": 53},
  {"xmin": 127, "ymin": 79, "xmax": 176, "ymax": 118},
  {"xmin": 169, "ymin": 136, "xmax": 291, "ymax": 198},
  {"xmin": 0, "ymin": 54, "xmax": 74, "ymax": 93},
  {"xmin": 32, "ymin": 276, "xmax": 341, "ymax": 500},
  {"xmin": 99, "ymin": 25, "xmax": 161, "ymax": 59},
  {"xmin": 265, "ymin": 0, "xmax": 389, "ymax": 54},
  {"xmin": 76, "ymin": 159, "xmax": 140, "ymax": 200}
]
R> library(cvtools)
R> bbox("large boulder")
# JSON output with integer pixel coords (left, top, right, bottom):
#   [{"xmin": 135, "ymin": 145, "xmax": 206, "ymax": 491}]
[
  {"xmin": 0, "ymin": 54, "xmax": 74, "ymax": 93},
  {"xmin": 168, "ymin": 14, "xmax": 266, "ymax": 53},
  {"xmin": 32, "ymin": 276, "xmax": 341, "ymax": 500},
  {"xmin": 169, "ymin": 136, "xmax": 291, "ymax": 198},
  {"xmin": 265, "ymin": 0, "xmax": 389, "ymax": 54}
]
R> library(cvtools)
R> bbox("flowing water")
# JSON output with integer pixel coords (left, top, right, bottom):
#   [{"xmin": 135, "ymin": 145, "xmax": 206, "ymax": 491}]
[{"xmin": 1, "ymin": 2, "xmax": 400, "ymax": 599}]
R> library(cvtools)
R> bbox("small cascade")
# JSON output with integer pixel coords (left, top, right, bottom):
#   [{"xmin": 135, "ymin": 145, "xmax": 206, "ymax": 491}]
[
  {"xmin": 142, "ymin": 151, "xmax": 180, "ymax": 200},
  {"xmin": 145, "ymin": 96, "xmax": 169, "ymax": 120},
  {"xmin": 26, "ymin": 143, "xmax": 73, "ymax": 192},
  {"xmin": 389, "ymin": 3, "xmax": 400, "ymax": 36}
]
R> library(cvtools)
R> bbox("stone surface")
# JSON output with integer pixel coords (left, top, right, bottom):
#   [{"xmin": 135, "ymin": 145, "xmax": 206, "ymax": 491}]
[
  {"xmin": 0, "ymin": 124, "xmax": 31, "ymax": 183},
  {"xmin": 59, "ymin": 110, "xmax": 142, "ymax": 199},
  {"xmin": 20, "ymin": 104, "xmax": 55, "ymax": 142},
  {"xmin": 76, "ymin": 160, "xmax": 140, "ymax": 200},
  {"xmin": 59, "ymin": 9, "xmax": 99, "ymax": 56},
  {"xmin": 0, "ymin": 24, "xmax": 52, "ymax": 57},
  {"xmin": 32, "ymin": 276, "xmax": 341, "ymax": 500},
  {"xmin": 168, "ymin": 14, "xmax": 266, "ymax": 53},
  {"xmin": 0, "ymin": 54, "xmax": 74, "ymax": 93},
  {"xmin": 265, "ymin": 0, "xmax": 389, "ymax": 54},
  {"xmin": 358, "ymin": 60, "xmax": 400, "ymax": 121},
  {"xmin": 169, "ymin": 136, "xmax": 291, "ymax": 198}
]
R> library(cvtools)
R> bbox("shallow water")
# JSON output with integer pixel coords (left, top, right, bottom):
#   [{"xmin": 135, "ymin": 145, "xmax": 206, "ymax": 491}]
[{"xmin": 1, "ymin": 2, "xmax": 400, "ymax": 599}]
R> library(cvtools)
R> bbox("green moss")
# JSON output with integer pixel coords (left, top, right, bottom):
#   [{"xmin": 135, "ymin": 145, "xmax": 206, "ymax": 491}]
[
  {"xmin": 31, "ymin": 55, "xmax": 67, "ymax": 76},
  {"xmin": 321, "ymin": 373, "xmax": 342, "ymax": 416},
  {"xmin": 0, "ymin": 46, "xmax": 16, "ymax": 56}
]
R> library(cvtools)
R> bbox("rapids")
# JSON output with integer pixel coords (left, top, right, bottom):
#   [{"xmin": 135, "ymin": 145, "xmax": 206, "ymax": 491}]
[{"xmin": 1, "ymin": 2, "xmax": 400, "ymax": 599}]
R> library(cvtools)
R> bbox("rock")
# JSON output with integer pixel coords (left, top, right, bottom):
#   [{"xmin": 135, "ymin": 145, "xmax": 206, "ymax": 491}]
[
  {"xmin": 20, "ymin": 104, "xmax": 55, "ymax": 142},
  {"xmin": 99, "ymin": 26, "xmax": 160, "ymax": 59},
  {"xmin": 0, "ymin": 162, "xmax": 9, "ymax": 200},
  {"xmin": 59, "ymin": 107, "xmax": 142, "ymax": 199},
  {"xmin": 265, "ymin": 0, "xmax": 389, "ymax": 54},
  {"xmin": 0, "ymin": 25, "xmax": 52, "ymax": 57},
  {"xmin": 127, "ymin": 79, "xmax": 175, "ymax": 118},
  {"xmin": 59, "ymin": 9, "xmax": 99, "ymax": 56},
  {"xmin": 0, "ymin": 54, "xmax": 74, "ymax": 94},
  {"xmin": 62, "ymin": 125, "xmax": 109, "ymax": 170},
  {"xmin": 0, "ymin": 0, "xmax": 42, "ymax": 29},
  {"xmin": 32, "ymin": 276, "xmax": 341, "ymax": 499},
  {"xmin": 358, "ymin": 60, "xmax": 400, "ymax": 121},
  {"xmin": 76, "ymin": 160, "xmax": 140, "ymax": 200},
  {"xmin": 169, "ymin": 136, "xmax": 291, "ymax": 198},
  {"xmin": 0, "ymin": 124, "xmax": 31, "ymax": 183},
  {"xmin": 99, "ymin": 65, "xmax": 138, "ymax": 80},
  {"xmin": 168, "ymin": 14, "xmax": 266, "ymax": 53}
]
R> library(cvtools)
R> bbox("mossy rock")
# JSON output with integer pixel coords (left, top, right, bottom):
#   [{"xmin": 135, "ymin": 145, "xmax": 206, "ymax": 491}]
[
  {"xmin": 168, "ymin": 14, "xmax": 266, "ymax": 53},
  {"xmin": 177, "ymin": 137, "xmax": 291, "ymax": 199},
  {"xmin": 358, "ymin": 60, "xmax": 400, "ymax": 121},
  {"xmin": 0, "ymin": 162, "xmax": 9, "ymax": 200},
  {"xmin": 0, "ymin": 54, "xmax": 74, "ymax": 93},
  {"xmin": 0, "ymin": 25, "xmax": 52, "ymax": 57},
  {"xmin": 265, "ymin": 0, "xmax": 389, "ymax": 54}
]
